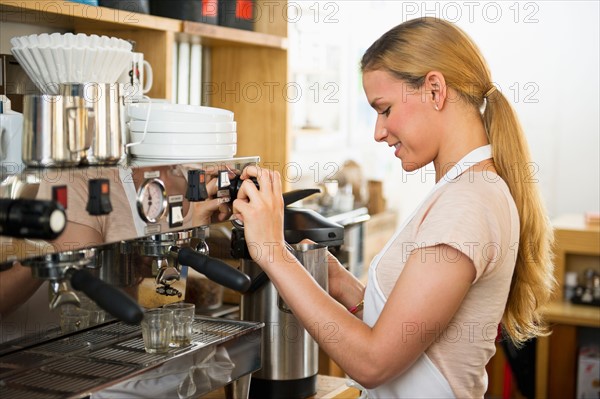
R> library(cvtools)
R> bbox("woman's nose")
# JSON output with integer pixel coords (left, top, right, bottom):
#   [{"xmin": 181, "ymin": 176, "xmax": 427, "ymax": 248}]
[{"xmin": 374, "ymin": 121, "xmax": 388, "ymax": 142}]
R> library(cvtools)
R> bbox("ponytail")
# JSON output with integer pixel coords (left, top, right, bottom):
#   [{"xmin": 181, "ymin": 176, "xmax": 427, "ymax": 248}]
[{"xmin": 483, "ymin": 90, "xmax": 556, "ymax": 345}]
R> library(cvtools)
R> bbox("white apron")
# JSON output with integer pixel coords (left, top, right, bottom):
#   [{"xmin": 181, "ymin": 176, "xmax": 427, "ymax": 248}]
[{"xmin": 361, "ymin": 145, "xmax": 493, "ymax": 398}]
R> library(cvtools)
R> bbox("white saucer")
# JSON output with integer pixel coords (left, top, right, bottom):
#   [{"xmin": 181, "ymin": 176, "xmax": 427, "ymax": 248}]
[
  {"xmin": 128, "ymin": 120, "xmax": 237, "ymax": 133},
  {"xmin": 129, "ymin": 143, "xmax": 237, "ymax": 159},
  {"xmin": 129, "ymin": 132, "xmax": 237, "ymax": 145},
  {"xmin": 127, "ymin": 103, "xmax": 234, "ymax": 123}
]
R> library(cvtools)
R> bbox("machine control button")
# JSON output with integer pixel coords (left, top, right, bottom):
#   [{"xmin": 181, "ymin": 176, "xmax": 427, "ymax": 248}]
[
  {"xmin": 186, "ymin": 170, "xmax": 208, "ymax": 202},
  {"xmin": 52, "ymin": 185, "xmax": 68, "ymax": 209},
  {"xmin": 87, "ymin": 179, "xmax": 113, "ymax": 216}
]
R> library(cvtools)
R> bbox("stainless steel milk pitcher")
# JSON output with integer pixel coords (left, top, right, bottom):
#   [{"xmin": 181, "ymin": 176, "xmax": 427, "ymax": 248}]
[
  {"xmin": 80, "ymin": 83, "xmax": 126, "ymax": 165},
  {"xmin": 22, "ymin": 91, "xmax": 94, "ymax": 167},
  {"xmin": 277, "ymin": 243, "xmax": 329, "ymax": 313}
]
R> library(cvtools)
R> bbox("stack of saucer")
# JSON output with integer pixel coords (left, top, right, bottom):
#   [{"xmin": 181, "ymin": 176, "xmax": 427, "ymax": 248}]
[{"xmin": 126, "ymin": 103, "xmax": 237, "ymax": 160}]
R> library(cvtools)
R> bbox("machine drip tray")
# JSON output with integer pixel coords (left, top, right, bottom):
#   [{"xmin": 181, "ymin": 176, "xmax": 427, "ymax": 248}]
[{"xmin": 0, "ymin": 316, "xmax": 263, "ymax": 399}]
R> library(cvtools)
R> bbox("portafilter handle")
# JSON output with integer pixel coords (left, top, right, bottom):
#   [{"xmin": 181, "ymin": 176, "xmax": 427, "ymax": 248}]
[
  {"xmin": 176, "ymin": 247, "xmax": 251, "ymax": 293},
  {"xmin": 69, "ymin": 268, "xmax": 144, "ymax": 325}
]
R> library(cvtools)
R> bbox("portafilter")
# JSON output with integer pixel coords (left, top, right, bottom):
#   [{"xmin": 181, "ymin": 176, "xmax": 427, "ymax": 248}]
[
  {"xmin": 131, "ymin": 228, "xmax": 251, "ymax": 295},
  {"xmin": 22, "ymin": 248, "xmax": 144, "ymax": 325}
]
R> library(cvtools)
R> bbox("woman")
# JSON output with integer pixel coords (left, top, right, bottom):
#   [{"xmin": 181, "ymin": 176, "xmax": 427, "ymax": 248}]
[{"xmin": 233, "ymin": 17, "xmax": 555, "ymax": 398}]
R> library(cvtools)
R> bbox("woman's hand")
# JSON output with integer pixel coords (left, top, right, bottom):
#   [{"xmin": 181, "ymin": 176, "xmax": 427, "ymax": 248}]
[
  {"xmin": 191, "ymin": 172, "xmax": 235, "ymax": 226},
  {"xmin": 232, "ymin": 166, "xmax": 287, "ymax": 268}
]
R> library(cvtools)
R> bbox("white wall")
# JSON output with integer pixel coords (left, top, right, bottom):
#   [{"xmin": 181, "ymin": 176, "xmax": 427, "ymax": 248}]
[{"xmin": 289, "ymin": 0, "xmax": 600, "ymax": 222}]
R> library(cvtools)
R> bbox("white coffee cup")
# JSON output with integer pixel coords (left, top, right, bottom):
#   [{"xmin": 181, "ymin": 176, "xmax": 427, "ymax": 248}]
[
  {"xmin": 119, "ymin": 52, "xmax": 153, "ymax": 99},
  {"xmin": 0, "ymin": 110, "xmax": 25, "ymax": 176}
]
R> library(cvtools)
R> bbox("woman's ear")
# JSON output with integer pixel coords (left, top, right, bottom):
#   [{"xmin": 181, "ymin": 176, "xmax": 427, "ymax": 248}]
[{"xmin": 425, "ymin": 71, "xmax": 447, "ymax": 111}]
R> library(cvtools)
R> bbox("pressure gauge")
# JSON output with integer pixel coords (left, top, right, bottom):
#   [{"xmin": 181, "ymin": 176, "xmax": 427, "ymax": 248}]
[{"xmin": 136, "ymin": 178, "xmax": 168, "ymax": 223}]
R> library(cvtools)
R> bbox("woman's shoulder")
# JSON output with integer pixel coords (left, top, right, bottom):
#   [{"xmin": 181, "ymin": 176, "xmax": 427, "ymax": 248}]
[
  {"xmin": 444, "ymin": 170, "xmax": 512, "ymax": 199},
  {"xmin": 429, "ymin": 171, "xmax": 517, "ymax": 223}
]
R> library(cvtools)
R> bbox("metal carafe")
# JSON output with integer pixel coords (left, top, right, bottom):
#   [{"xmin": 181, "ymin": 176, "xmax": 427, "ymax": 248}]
[
  {"xmin": 59, "ymin": 83, "xmax": 126, "ymax": 166},
  {"xmin": 22, "ymin": 91, "xmax": 94, "ymax": 167},
  {"xmin": 233, "ymin": 189, "xmax": 344, "ymax": 399}
]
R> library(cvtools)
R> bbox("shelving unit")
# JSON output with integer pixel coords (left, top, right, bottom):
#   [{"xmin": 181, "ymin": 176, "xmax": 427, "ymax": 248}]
[
  {"xmin": 535, "ymin": 214, "xmax": 600, "ymax": 399},
  {"xmin": 0, "ymin": 0, "xmax": 290, "ymax": 173},
  {"xmin": 181, "ymin": 21, "xmax": 287, "ymax": 49}
]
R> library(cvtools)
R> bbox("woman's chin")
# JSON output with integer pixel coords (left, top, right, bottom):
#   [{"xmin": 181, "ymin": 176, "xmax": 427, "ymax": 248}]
[{"xmin": 400, "ymin": 160, "xmax": 421, "ymax": 173}]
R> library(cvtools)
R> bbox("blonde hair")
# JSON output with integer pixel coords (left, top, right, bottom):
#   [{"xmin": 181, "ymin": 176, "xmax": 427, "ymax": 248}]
[{"xmin": 361, "ymin": 17, "xmax": 555, "ymax": 346}]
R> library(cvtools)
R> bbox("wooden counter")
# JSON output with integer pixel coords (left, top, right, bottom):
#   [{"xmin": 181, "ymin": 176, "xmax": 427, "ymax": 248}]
[
  {"xmin": 313, "ymin": 375, "xmax": 361, "ymax": 399},
  {"xmin": 543, "ymin": 300, "xmax": 600, "ymax": 328},
  {"xmin": 201, "ymin": 375, "xmax": 360, "ymax": 398}
]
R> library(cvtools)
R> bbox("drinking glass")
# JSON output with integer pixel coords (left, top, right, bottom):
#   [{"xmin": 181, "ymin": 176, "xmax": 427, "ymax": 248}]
[
  {"xmin": 141, "ymin": 308, "xmax": 173, "ymax": 354},
  {"xmin": 60, "ymin": 305, "xmax": 90, "ymax": 333},
  {"xmin": 78, "ymin": 295, "xmax": 106, "ymax": 325},
  {"xmin": 164, "ymin": 302, "xmax": 195, "ymax": 347}
]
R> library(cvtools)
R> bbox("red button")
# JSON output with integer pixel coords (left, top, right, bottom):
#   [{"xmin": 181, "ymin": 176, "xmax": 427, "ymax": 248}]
[{"xmin": 52, "ymin": 185, "xmax": 68, "ymax": 209}]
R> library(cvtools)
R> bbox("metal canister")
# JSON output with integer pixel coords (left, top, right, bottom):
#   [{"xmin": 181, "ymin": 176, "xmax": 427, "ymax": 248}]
[
  {"xmin": 60, "ymin": 83, "xmax": 125, "ymax": 166},
  {"xmin": 22, "ymin": 92, "xmax": 94, "ymax": 167}
]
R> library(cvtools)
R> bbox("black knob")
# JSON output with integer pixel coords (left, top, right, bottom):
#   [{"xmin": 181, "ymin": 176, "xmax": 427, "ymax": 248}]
[
  {"xmin": 0, "ymin": 199, "xmax": 66, "ymax": 239},
  {"xmin": 229, "ymin": 176, "xmax": 259, "ymax": 200},
  {"xmin": 230, "ymin": 227, "xmax": 251, "ymax": 259}
]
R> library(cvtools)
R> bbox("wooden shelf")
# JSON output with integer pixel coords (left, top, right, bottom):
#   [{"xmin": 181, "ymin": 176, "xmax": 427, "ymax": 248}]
[
  {"xmin": 0, "ymin": 1, "xmax": 181, "ymax": 32},
  {"xmin": 552, "ymin": 213, "xmax": 600, "ymax": 301},
  {"xmin": 181, "ymin": 21, "xmax": 287, "ymax": 49},
  {"xmin": 0, "ymin": 1, "xmax": 286, "ymax": 50}
]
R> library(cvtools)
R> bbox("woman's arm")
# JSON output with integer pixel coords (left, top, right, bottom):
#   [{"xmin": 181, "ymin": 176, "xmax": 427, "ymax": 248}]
[
  {"xmin": 0, "ymin": 262, "xmax": 43, "ymax": 316},
  {"xmin": 326, "ymin": 250, "xmax": 366, "ymax": 318},
  {"xmin": 262, "ymin": 243, "xmax": 474, "ymax": 388},
  {"xmin": 233, "ymin": 166, "xmax": 476, "ymax": 388}
]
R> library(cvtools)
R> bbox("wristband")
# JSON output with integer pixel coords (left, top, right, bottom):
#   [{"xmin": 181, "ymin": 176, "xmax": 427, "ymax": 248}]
[{"xmin": 348, "ymin": 300, "xmax": 364, "ymax": 314}]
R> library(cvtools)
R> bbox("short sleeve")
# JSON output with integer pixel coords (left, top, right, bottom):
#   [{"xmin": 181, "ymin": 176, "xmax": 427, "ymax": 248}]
[{"xmin": 413, "ymin": 176, "xmax": 512, "ymax": 283}]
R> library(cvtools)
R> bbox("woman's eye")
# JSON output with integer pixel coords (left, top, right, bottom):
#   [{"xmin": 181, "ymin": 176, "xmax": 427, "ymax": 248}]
[{"xmin": 379, "ymin": 107, "xmax": 391, "ymax": 117}]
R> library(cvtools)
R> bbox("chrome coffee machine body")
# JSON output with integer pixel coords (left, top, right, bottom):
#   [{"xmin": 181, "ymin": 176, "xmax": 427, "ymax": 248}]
[
  {"xmin": 233, "ymin": 189, "xmax": 344, "ymax": 399},
  {"xmin": 0, "ymin": 143, "xmax": 264, "ymax": 398}
]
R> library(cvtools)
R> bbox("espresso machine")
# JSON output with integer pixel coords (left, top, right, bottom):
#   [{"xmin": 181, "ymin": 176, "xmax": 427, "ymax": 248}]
[{"xmin": 0, "ymin": 81, "xmax": 264, "ymax": 398}]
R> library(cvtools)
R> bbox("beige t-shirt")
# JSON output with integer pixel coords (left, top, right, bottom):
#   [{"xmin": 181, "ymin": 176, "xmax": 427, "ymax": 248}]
[{"xmin": 375, "ymin": 171, "xmax": 519, "ymax": 398}]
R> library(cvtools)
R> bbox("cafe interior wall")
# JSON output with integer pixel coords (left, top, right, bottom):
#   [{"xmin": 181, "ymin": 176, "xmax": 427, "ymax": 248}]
[{"xmin": 289, "ymin": 0, "xmax": 600, "ymax": 225}]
